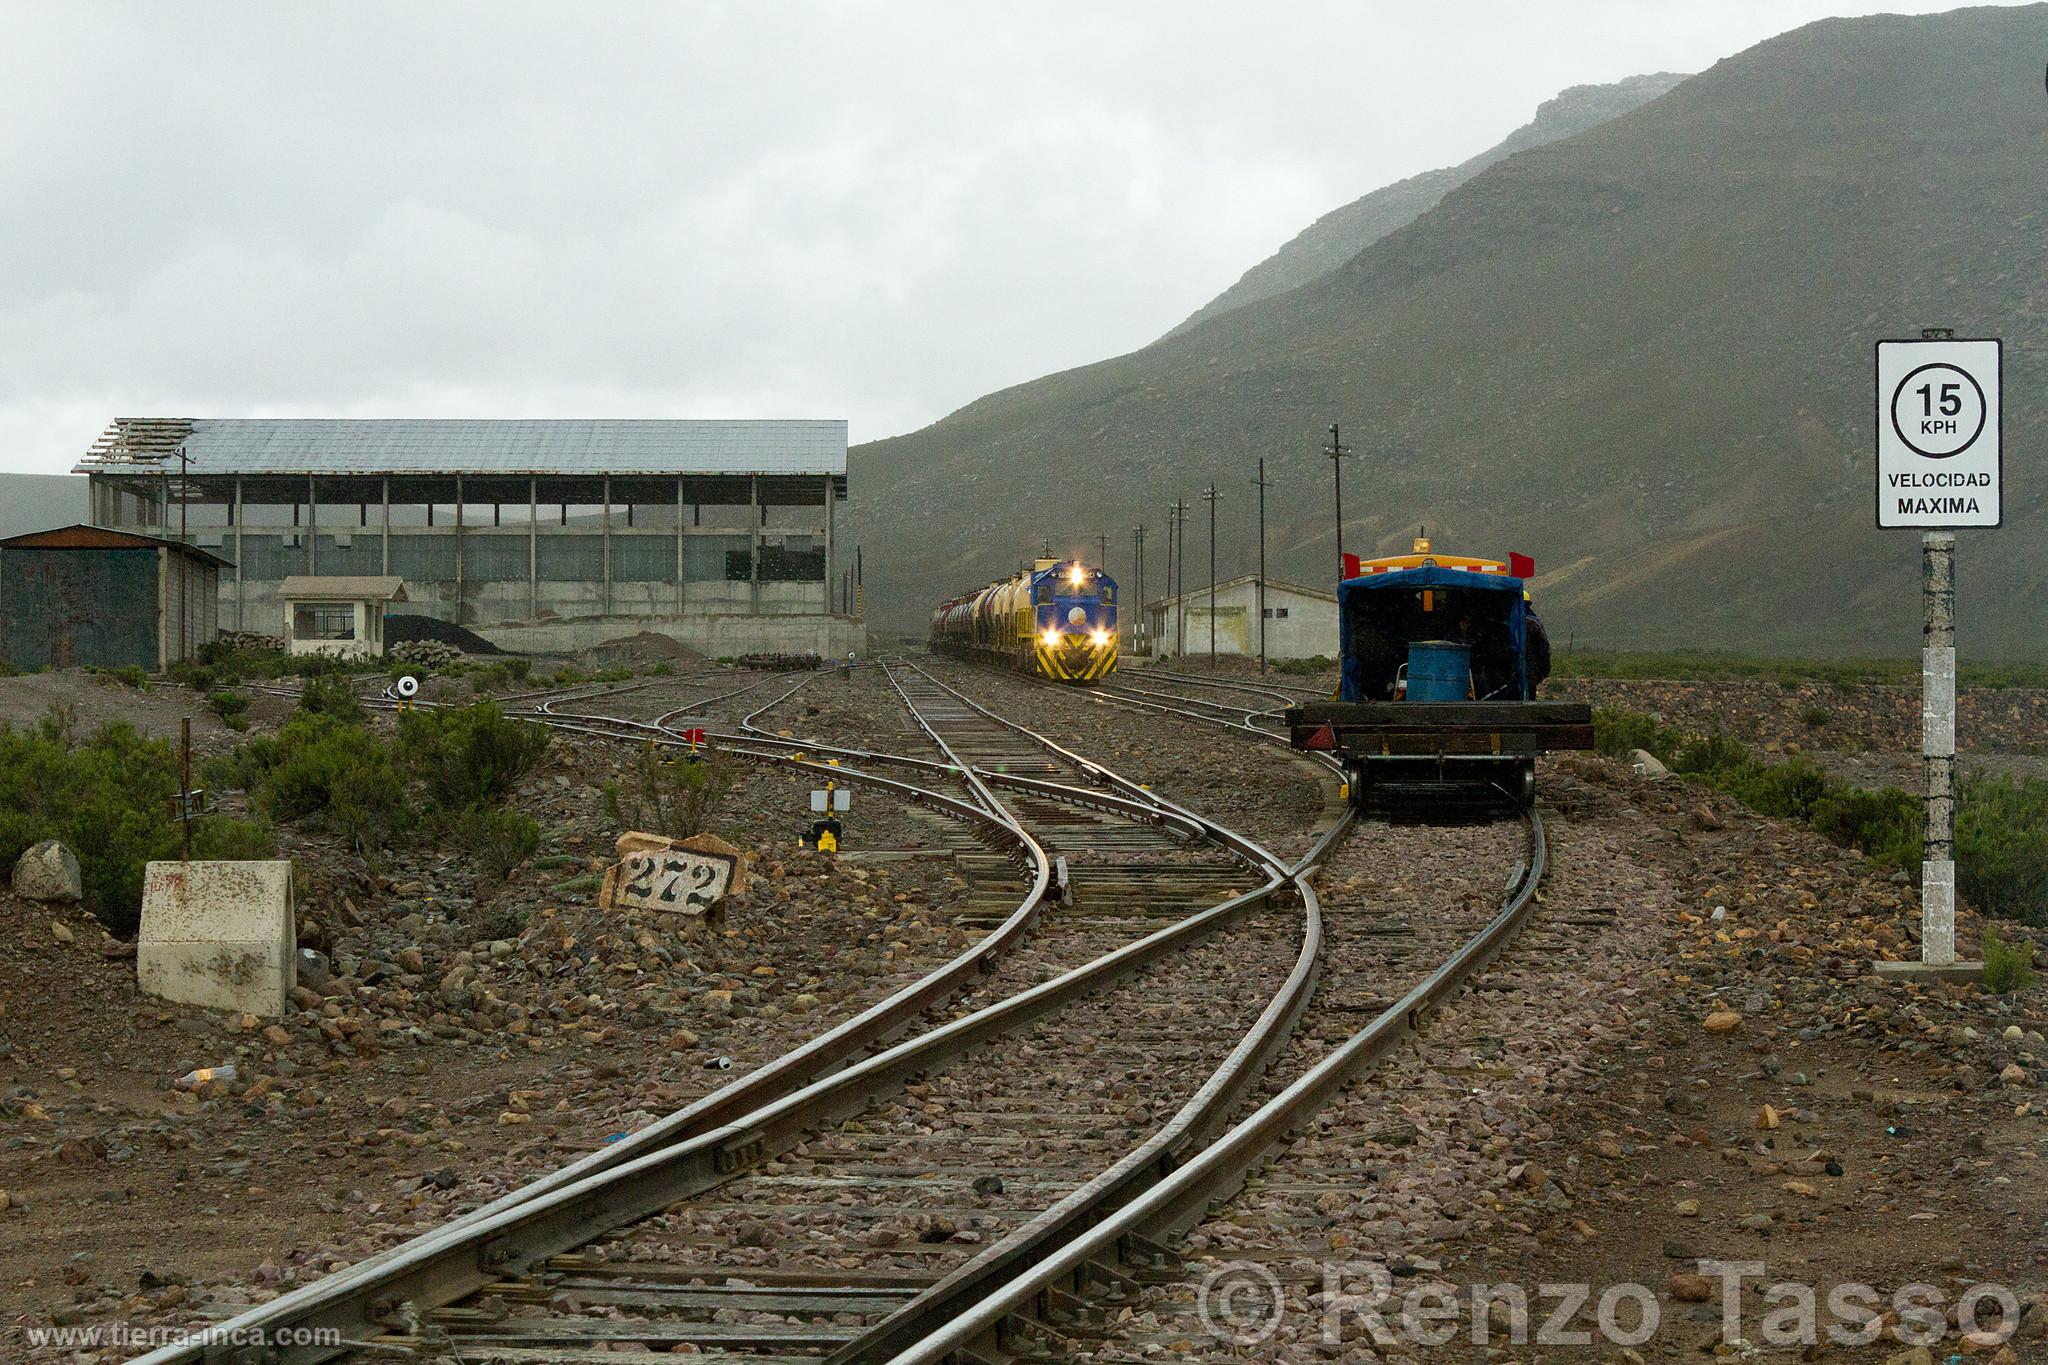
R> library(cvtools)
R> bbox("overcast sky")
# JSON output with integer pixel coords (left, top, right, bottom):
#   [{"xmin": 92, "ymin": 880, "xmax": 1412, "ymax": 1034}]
[{"xmin": 0, "ymin": 0, "xmax": 1993, "ymax": 474}]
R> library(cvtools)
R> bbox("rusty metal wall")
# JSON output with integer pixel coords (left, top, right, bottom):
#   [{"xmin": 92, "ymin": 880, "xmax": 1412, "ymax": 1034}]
[{"xmin": 0, "ymin": 547, "xmax": 161, "ymax": 671}]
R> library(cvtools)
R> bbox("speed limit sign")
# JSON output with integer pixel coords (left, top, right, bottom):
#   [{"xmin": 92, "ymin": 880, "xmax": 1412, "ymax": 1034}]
[{"xmin": 1876, "ymin": 337, "xmax": 2001, "ymax": 528}]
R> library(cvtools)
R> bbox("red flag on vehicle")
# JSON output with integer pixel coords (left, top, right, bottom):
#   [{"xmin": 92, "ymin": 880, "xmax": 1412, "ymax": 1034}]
[
  {"xmin": 1509, "ymin": 552, "xmax": 1535, "ymax": 579},
  {"xmin": 1340, "ymin": 553, "xmax": 1362, "ymax": 581}
]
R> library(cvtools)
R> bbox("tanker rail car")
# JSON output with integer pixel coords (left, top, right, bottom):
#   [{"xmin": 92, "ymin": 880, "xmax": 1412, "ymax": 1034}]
[
  {"xmin": 1285, "ymin": 537, "xmax": 1593, "ymax": 807},
  {"xmin": 931, "ymin": 558, "xmax": 1119, "ymax": 683}
]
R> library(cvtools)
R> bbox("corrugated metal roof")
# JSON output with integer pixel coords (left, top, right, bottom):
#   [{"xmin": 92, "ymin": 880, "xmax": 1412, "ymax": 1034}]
[
  {"xmin": 75, "ymin": 418, "xmax": 847, "ymax": 477},
  {"xmin": 0, "ymin": 523, "xmax": 235, "ymax": 569},
  {"xmin": 279, "ymin": 575, "xmax": 408, "ymax": 602}
]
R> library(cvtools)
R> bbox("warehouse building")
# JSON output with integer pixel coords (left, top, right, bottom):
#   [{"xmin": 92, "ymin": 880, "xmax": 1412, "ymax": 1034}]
[
  {"xmin": 1146, "ymin": 574, "xmax": 1338, "ymax": 661},
  {"xmin": 0, "ymin": 524, "xmax": 227, "ymax": 671},
  {"xmin": 75, "ymin": 417, "xmax": 859, "ymax": 655}
]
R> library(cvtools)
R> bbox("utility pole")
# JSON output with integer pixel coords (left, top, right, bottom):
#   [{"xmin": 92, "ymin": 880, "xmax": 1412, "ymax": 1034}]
[
  {"xmin": 1171, "ymin": 497, "xmax": 1189, "ymax": 658},
  {"xmin": 1252, "ymin": 458, "xmax": 1276, "ymax": 673},
  {"xmin": 1324, "ymin": 422, "xmax": 1353, "ymax": 576},
  {"xmin": 1098, "ymin": 531, "xmax": 1109, "ymax": 575},
  {"xmin": 1133, "ymin": 524, "xmax": 1146, "ymax": 656},
  {"xmin": 1202, "ymin": 482, "xmax": 1219, "ymax": 667}
]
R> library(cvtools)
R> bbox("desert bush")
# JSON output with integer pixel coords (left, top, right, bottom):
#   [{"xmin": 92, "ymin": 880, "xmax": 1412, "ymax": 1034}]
[
  {"xmin": 250, "ymin": 714, "xmax": 409, "ymax": 851},
  {"xmin": 0, "ymin": 712, "xmax": 272, "ymax": 934},
  {"xmin": 453, "ymin": 806, "xmax": 542, "ymax": 882},
  {"xmin": 602, "ymin": 749, "xmax": 732, "ymax": 840},
  {"xmin": 399, "ymin": 703, "xmax": 551, "ymax": 808},
  {"xmin": 1800, "ymin": 706, "xmax": 1833, "ymax": 728},
  {"xmin": 206, "ymin": 689, "xmax": 251, "ymax": 731},
  {"xmin": 1810, "ymin": 785, "xmax": 1920, "ymax": 874},
  {"xmin": 1982, "ymin": 927, "xmax": 2037, "ymax": 994},
  {"xmin": 1957, "ymin": 775, "xmax": 2048, "ymax": 927},
  {"xmin": 1591, "ymin": 707, "xmax": 1678, "ymax": 760},
  {"xmin": 296, "ymin": 672, "xmax": 366, "ymax": 724}
]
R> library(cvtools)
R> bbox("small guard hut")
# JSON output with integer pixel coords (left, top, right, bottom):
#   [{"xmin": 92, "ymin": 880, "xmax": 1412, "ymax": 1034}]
[{"xmin": 279, "ymin": 575, "xmax": 407, "ymax": 660}]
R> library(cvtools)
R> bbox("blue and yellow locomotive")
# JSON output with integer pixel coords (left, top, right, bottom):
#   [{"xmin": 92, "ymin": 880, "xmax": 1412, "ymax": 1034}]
[{"xmin": 931, "ymin": 559, "xmax": 1119, "ymax": 683}]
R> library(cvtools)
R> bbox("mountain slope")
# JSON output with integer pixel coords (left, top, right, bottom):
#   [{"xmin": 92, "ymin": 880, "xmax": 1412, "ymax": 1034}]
[
  {"xmin": 1167, "ymin": 72, "xmax": 1686, "ymax": 338},
  {"xmin": 850, "ymin": 4, "xmax": 2048, "ymax": 656},
  {"xmin": 0, "ymin": 475, "xmax": 87, "ymax": 540}
]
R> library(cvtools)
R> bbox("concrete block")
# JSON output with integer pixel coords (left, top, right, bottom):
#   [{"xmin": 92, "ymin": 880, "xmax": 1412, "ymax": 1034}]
[
  {"xmin": 137, "ymin": 861, "xmax": 297, "ymax": 1016},
  {"xmin": 1873, "ymin": 958, "xmax": 1984, "ymax": 984}
]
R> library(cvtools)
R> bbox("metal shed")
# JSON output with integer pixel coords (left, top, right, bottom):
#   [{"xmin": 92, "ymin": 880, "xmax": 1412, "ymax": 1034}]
[{"xmin": 0, "ymin": 525, "xmax": 231, "ymax": 672}]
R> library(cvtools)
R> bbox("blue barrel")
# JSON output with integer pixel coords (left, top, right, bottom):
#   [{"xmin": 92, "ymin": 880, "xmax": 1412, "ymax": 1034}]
[{"xmin": 1405, "ymin": 641, "xmax": 1471, "ymax": 701}]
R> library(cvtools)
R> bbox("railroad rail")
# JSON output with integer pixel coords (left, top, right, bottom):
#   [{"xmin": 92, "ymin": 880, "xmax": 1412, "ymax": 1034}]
[{"xmin": 135, "ymin": 659, "xmax": 1345, "ymax": 1364}]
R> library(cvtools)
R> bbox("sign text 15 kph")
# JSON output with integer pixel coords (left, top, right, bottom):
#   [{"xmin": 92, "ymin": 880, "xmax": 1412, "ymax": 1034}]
[{"xmin": 1875, "ymin": 338, "xmax": 2002, "ymax": 528}]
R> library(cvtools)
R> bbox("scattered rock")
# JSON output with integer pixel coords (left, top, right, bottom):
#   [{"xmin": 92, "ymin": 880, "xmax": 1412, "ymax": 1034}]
[
  {"xmin": 1703, "ymin": 1010, "xmax": 1743, "ymax": 1033},
  {"xmin": 1669, "ymin": 1273, "xmax": 1714, "ymax": 1303},
  {"xmin": 13, "ymin": 839, "xmax": 82, "ymax": 903}
]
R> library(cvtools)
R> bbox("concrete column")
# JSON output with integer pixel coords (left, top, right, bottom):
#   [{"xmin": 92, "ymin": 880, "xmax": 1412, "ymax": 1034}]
[
  {"xmin": 455, "ymin": 474, "xmax": 465, "ymax": 625},
  {"xmin": 307, "ymin": 476, "xmax": 317, "ymax": 574},
  {"xmin": 1922, "ymin": 531, "xmax": 1957, "ymax": 966},
  {"xmin": 233, "ymin": 476, "xmax": 244, "ymax": 632},
  {"xmin": 750, "ymin": 474, "xmax": 761, "ymax": 615},
  {"xmin": 381, "ymin": 478, "xmax": 390, "ymax": 574},
  {"xmin": 675, "ymin": 474, "xmax": 686, "ymax": 615},
  {"xmin": 602, "ymin": 475, "xmax": 613, "ymax": 616},
  {"xmin": 528, "ymin": 477, "xmax": 538, "ymax": 620},
  {"xmin": 822, "ymin": 474, "xmax": 835, "ymax": 617}
]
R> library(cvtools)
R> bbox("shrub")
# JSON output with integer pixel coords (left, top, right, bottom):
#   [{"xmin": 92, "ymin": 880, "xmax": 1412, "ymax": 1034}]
[
  {"xmin": 1669, "ymin": 733, "xmax": 1751, "ymax": 776},
  {"xmin": 251, "ymin": 714, "xmax": 409, "ymax": 851},
  {"xmin": 602, "ymin": 749, "xmax": 732, "ymax": 840},
  {"xmin": 399, "ymin": 703, "xmax": 551, "ymax": 808},
  {"xmin": 206, "ymin": 689, "xmax": 251, "ymax": 731},
  {"xmin": 1591, "ymin": 707, "xmax": 1678, "ymax": 761},
  {"xmin": 88, "ymin": 664, "xmax": 152, "ymax": 690},
  {"xmin": 296, "ymin": 672, "xmax": 366, "ymax": 724},
  {"xmin": 1957, "ymin": 775, "xmax": 2048, "ymax": 927},
  {"xmin": 453, "ymin": 807, "xmax": 541, "ymax": 882},
  {"xmin": 0, "ymin": 712, "xmax": 272, "ymax": 934},
  {"xmin": 1810, "ymin": 785, "xmax": 1920, "ymax": 874},
  {"xmin": 1983, "ymin": 927, "xmax": 2037, "ymax": 994},
  {"xmin": 1800, "ymin": 706, "xmax": 1833, "ymax": 729}
]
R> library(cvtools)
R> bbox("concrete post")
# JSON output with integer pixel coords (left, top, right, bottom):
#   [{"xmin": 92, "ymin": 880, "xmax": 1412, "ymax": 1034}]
[
  {"xmin": 528, "ymin": 477, "xmax": 538, "ymax": 620},
  {"xmin": 676, "ymin": 474, "xmax": 686, "ymax": 615},
  {"xmin": 455, "ymin": 473, "xmax": 465, "ymax": 624},
  {"xmin": 750, "ymin": 474, "xmax": 762, "ymax": 615},
  {"xmin": 602, "ymin": 475, "xmax": 613, "ymax": 617},
  {"xmin": 307, "ymin": 476, "xmax": 318, "ymax": 574},
  {"xmin": 380, "ymin": 478, "xmax": 390, "ymax": 575},
  {"xmin": 233, "ymin": 476, "xmax": 244, "ymax": 632},
  {"xmin": 1922, "ymin": 530, "xmax": 1957, "ymax": 966},
  {"xmin": 822, "ymin": 474, "xmax": 835, "ymax": 616}
]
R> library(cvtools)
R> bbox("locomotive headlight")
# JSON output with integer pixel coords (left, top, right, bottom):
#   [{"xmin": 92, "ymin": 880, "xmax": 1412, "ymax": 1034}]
[
  {"xmin": 1090, "ymin": 629, "xmax": 1109, "ymax": 647},
  {"xmin": 1068, "ymin": 566, "xmax": 1085, "ymax": 586},
  {"xmin": 1041, "ymin": 629, "xmax": 1061, "ymax": 648}
]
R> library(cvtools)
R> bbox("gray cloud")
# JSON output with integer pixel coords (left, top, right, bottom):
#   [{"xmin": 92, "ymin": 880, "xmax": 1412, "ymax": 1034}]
[{"xmin": 0, "ymin": 0, "xmax": 1986, "ymax": 471}]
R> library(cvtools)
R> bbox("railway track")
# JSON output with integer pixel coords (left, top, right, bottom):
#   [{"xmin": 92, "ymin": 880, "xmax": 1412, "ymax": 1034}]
[
  {"xmin": 139, "ymin": 660, "xmax": 1343, "ymax": 1364},
  {"xmin": 139, "ymin": 656, "xmax": 1577, "ymax": 1365}
]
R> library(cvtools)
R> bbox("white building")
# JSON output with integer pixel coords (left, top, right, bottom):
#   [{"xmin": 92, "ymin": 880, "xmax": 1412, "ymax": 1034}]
[
  {"xmin": 280, "ymin": 575, "xmax": 407, "ymax": 659},
  {"xmin": 1145, "ymin": 574, "xmax": 1338, "ymax": 661}
]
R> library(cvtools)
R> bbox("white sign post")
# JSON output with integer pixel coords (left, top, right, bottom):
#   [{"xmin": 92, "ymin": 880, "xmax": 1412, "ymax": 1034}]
[{"xmin": 1875, "ymin": 333, "xmax": 2000, "ymax": 979}]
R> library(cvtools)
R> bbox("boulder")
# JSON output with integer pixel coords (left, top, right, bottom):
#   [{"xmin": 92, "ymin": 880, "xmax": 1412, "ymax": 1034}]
[
  {"xmin": 1630, "ymin": 749, "xmax": 1670, "ymax": 780},
  {"xmin": 12, "ymin": 840, "xmax": 82, "ymax": 903}
]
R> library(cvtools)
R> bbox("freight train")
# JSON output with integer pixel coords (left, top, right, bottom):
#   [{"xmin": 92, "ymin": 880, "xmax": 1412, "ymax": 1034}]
[
  {"xmin": 930, "ymin": 558, "xmax": 1119, "ymax": 683},
  {"xmin": 1285, "ymin": 537, "xmax": 1593, "ymax": 806}
]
